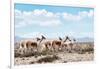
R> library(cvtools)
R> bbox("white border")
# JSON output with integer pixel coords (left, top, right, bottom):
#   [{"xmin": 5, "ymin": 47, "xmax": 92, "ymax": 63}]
[
  {"xmin": 14, "ymin": 0, "xmax": 95, "ymax": 8},
  {"xmin": 11, "ymin": 0, "xmax": 14, "ymax": 68},
  {"xmin": 11, "ymin": 0, "xmax": 95, "ymax": 69}
]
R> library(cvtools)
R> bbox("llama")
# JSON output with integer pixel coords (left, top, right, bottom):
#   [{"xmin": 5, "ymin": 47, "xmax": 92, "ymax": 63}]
[
  {"xmin": 15, "ymin": 40, "xmax": 27, "ymax": 56},
  {"xmin": 37, "ymin": 35, "xmax": 54, "ymax": 52},
  {"xmin": 41, "ymin": 35, "xmax": 71, "ymax": 52},
  {"xmin": 39, "ymin": 35, "xmax": 65, "ymax": 52},
  {"xmin": 38, "ymin": 35, "xmax": 62, "ymax": 52},
  {"xmin": 36, "ymin": 35, "xmax": 48, "ymax": 53},
  {"xmin": 62, "ymin": 36, "xmax": 76, "ymax": 53},
  {"xmin": 52, "ymin": 39, "xmax": 62, "ymax": 52},
  {"xmin": 26, "ymin": 41, "xmax": 38, "ymax": 52},
  {"xmin": 16, "ymin": 38, "xmax": 40, "ymax": 56},
  {"xmin": 15, "ymin": 35, "xmax": 76, "ymax": 56}
]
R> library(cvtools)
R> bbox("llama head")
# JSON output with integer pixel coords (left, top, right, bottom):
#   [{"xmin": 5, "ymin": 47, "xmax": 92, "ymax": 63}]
[
  {"xmin": 39, "ymin": 35, "xmax": 46, "ymax": 43},
  {"xmin": 41, "ymin": 35, "xmax": 46, "ymax": 40},
  {"xmin": 59, "ymin": 37, "xmax": 63, "ymax": 41},
  {"xmin": 71, "ymin": 38, "xmax": 76, "ymax": 44},
  {"xmin": 58, "ymin": 36, "xmax": 70, "ymax": 43},
  {"xmin": 64, "ymin": 36, "xmax": 70, "ymax": 42},
  {"xmin": 36, "ymin": 37, "xmax": 41, "ymax": 41},
  {"xmin": 62, "ymin": 36, "xmax": 76, "ymax": 45}
]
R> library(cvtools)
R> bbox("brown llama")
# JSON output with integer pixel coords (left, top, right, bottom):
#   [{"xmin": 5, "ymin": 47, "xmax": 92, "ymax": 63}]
[{"xmin": 62, "ymin": 36, "xmax": 76, "ymax": 53}]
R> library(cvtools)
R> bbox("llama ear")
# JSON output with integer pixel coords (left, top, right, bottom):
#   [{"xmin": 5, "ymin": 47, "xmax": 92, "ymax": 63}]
[
  {"xmin": 59, "ymin": 37, "xmax": 62, "ymax": 41},
  {"xmin": 36, "ymin": 37, "xmax": 41, "ymax": 41},
  {"xmin": 66, "ymin": 36, "xmax": 69, "ymax": 40},
  {"xmin": 64, "ymin": 36, "xmax": 69, "ymax": 42},
  {"xmin": 41, "ymin": 35, "xmax": 46, "ymax": 39}
]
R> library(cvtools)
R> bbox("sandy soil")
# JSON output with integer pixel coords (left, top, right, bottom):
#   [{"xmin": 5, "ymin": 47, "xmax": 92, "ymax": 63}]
[{"xmin": 14, "ymin": 52, "xmax": 94, "ymax": 65}]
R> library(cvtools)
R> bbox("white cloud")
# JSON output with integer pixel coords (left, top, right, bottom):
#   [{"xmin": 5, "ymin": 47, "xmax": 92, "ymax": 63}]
[
  {"xmin": 15, "ymin": 10, "xmax": 22, "ymax": 16},
  {"xmin": 65, "ymin": 31, "xmax": 94, "ymax": 38},
  {"xmin": 33, "ymin": 9, "xmax": 47, "ymax": 16},
  {"xmin": 39, "ymin": 20, "xmax": 61, "ymax": 27},
  {"xmin": 62, "ymin": 10, "xmax": 94, "ymax": 21},
  {"xmin": 15, "ymin": 9, "xmax": 61, "ymax": 28},
  {"xmin": 17, "ymin": 32, "xmax": 40, "ymax": 38},
  {"xmin": 15, "ymin": 9, "xmax": 93, "ymax": 28},
  {"xmin": 62, "ymin": 13, "xmax": 81, "ymax": 21},
  {"xmin": 17, "ymin": 32, "xmax": 50, "ymax": 38}
]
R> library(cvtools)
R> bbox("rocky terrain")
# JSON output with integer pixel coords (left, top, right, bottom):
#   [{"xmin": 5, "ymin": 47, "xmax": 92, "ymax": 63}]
[{"xmin": 15, "ymin": 52, "xmax": 93, "ymax": 65}]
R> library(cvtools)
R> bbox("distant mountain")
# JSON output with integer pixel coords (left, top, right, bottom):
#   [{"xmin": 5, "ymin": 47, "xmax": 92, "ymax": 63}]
[
  {"xmin": 14, "ymin": 36, "xmax": 24, "ymax": 42},
  {"xmin": 15, "ymin": 36, "xmax": 94, "ymax": 43},
  {"xmin": 76, "ymin": 37, "xmax": 94, "ymax": 42},
  {"xmin": 14, "ymin": 36, "xmax": 33, "ymax": 42}
]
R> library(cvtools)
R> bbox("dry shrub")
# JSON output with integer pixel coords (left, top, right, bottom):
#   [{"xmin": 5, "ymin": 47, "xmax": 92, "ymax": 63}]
[
  {"xmin": 73, "ymin": 43, "xmax": 94, "ymax": 54},
  {"xmin": 15, "ymin": 48, "xmax": 37, "ymax": 57},
  {"xmin": 14, "ymin": 47, "xmax": 53, "ymax": 57},
  {"xmin": 80, "ymin": 44, "xmax": 94, "ymax": 54},
  {"xmin": 36, "ymin": 55, "xmax": 59, "ymax": 63},
  {"xmin": 29, "ymin": 61, "xmax": 35, "ymax": 64}
]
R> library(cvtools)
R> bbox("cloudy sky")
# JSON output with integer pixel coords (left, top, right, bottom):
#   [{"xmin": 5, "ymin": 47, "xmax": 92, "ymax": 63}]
[{"xmin": 15, "ymin": 3, "xmax": 94, "ymax": 38}]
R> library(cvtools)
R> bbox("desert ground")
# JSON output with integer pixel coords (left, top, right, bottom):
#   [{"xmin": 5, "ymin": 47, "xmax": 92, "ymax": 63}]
[
  {"xmin": 15, "ymin": 52, "xmax": 93, "ymax": 65},
  {"xmin": 14, "ymin": 40, "xmax": 94, "ymax": 65}
]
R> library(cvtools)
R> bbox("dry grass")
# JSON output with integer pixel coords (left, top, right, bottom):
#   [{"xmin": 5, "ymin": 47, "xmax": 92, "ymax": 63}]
[
  {"xmin": 73, "ymin": 42, "xmax": 94, "ymax": 54},
  {"xmin": 36, "ymin": 55, "xmax": 59, "ymax": 63}
]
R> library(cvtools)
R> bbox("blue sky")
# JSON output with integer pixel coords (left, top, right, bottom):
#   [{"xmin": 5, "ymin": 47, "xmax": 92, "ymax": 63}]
[{"xmin": 15, "ymin": 3, "xmax": 94, "ymax": 38}]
